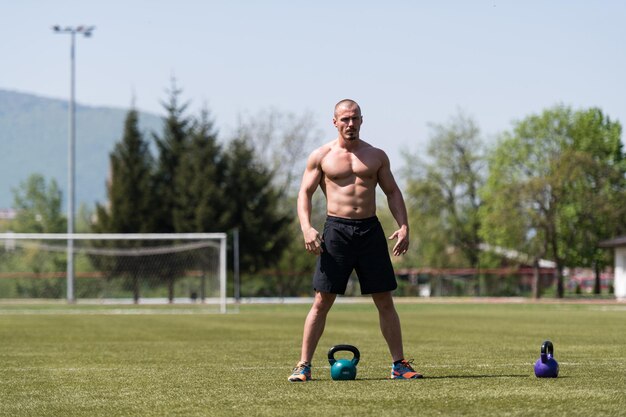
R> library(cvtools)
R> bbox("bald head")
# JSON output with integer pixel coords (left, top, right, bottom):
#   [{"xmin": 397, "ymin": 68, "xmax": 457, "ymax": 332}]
[{"xmin": 334, "ymin": 99, "xmax": 361, "ymax": 118}]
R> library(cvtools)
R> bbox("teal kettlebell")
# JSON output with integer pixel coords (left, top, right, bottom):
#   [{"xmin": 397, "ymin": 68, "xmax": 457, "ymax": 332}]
[{"xmin": 328, "ymin": 344, "xmax": 360, "ymax": 380}]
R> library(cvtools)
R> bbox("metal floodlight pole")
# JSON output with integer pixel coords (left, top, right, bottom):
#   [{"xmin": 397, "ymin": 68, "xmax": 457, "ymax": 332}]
[
  {"xmin": 233, "ymin": 228, "xmax": 240, "ymax": 302},
  {"xmin": 52, "ymin": 25, "xmax": 95, "ymax": 303}
]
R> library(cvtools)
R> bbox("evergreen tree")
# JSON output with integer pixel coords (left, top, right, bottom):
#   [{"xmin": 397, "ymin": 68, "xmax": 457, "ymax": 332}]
[
  {"xmin": 153, "ymin": 79, "xmax": 192, "ymax": 233},
  {"xmin": 221, "ymin": 137, "xmax": 292, "ymax": 273},
  {"xmin": 152, "ymin": 80, "xmax": 207, "ymax": 302},
  {"xmin": 173, "ymin": 107, "xmax": 226, "ymax": 233},
  {"xmin": 94, "ymin": 108, "xmax": 155, "ymax": 233},
  {"xmin": 93, "ymin": 107, "xmax": 155, "ymax": 303}
]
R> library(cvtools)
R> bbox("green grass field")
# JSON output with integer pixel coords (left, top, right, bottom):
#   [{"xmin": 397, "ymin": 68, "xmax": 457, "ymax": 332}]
[{"xmin": 1, "ymin": 301, "xmax": 624, "ymax": 416}]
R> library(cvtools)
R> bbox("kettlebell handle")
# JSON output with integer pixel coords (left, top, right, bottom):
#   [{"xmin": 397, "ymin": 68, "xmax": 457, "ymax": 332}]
[
  {"xmin": 540, "ymin": 340, "xmax": 554, "ymax": 363},
  {"xmin": 328, "ymin": 344, "xmax": 360, "ymax": 365}
]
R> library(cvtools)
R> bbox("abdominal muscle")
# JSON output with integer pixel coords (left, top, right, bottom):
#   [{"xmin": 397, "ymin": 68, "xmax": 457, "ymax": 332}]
[{"xmin": 323, "ymin": 179, "xmax": 377, "ymax": 219}]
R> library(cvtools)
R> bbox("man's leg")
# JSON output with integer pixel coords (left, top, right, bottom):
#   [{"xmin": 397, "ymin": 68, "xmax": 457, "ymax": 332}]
[
  {"xmin": 372, "ymin": 291, "xmax": 423, "ymax": 379},
  {"xmin": 300, "ymin": 291, "xmax": 337, "ymax": 363},
  {"xmin": 289, "ymin": 291, "xmax": 336, "ymax": 382},
  {"xmin": 371, "ymin": 291, "xmax": 404, "ymax": 362}
]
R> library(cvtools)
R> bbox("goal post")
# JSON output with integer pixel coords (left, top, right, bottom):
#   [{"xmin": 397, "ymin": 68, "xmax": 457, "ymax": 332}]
[{"xmin": 0, "ymin": 233, "xmax": 228, "ymax": 312}]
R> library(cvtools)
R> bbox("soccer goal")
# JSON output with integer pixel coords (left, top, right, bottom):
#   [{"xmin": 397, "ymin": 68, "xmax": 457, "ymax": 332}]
[{"xmin": 0, "ymin": 233, "xmax": 229, "ymax": 312}]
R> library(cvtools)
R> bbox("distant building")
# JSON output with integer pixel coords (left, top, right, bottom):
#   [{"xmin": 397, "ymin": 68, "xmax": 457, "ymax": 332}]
[
  {"xmin": 566, "ymin": 268, "xmax": 613, "ymax": 294},
  {"xmin": 0, "ymin": 208, "xmax": 16, "ymax": 220},
  {"xmin": 599, "ymin": 236, "xmax": 626, "ymax": 300}
]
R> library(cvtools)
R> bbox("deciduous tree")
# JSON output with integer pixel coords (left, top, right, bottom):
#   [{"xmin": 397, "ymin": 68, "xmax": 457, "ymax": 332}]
[
  {"xmin": 11, "ymin": 173, "xmax": 66, "ymax": 233},
  {"xmin": 480, "ymin": 105, "xmax": 625, "ymax": 298},
  {"xmin": 404, "ymin": 111, "xmax": 486, "ymax": 269}
]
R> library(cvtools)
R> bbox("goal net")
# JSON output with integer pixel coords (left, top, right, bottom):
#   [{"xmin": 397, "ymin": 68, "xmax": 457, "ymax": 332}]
[{"xmin": 0, "ymin": 233, "xmax": 228, "ymax": 312}]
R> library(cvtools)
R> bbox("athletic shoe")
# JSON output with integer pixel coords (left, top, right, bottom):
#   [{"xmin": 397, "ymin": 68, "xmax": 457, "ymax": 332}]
[
  {"xmin": 288, "ymin": 361, "xmax": 311, "ymax": 382},
  {"xmin": 391, "ymin": 359, "xmax": 423, "ymax": 379}
]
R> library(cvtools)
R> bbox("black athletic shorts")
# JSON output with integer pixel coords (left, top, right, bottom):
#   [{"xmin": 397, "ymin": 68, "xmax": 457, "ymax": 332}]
[{"xmin": 313, "ymin": 216, "xmax": 398, "ymax": 295}]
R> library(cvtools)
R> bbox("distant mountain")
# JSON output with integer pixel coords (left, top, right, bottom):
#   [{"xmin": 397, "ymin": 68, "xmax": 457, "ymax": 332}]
[{"xmin": 0, "ymin": 89, "xmax": 162, "ymax": 209}]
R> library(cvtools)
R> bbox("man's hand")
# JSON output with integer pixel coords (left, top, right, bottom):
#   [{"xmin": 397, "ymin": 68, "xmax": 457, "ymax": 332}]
[
  {"xmin": 303, "ymin": 227, "xmax": 323, "ymax": 255},
  {"xmin": 388, "ymin": 227, "xmax": 409, "ymax": 256}
]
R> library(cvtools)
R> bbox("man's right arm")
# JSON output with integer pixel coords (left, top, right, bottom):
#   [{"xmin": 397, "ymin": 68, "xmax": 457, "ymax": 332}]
[{"xmin": 297, "ymin": 149, "xmax": 324, "ymax": 255}]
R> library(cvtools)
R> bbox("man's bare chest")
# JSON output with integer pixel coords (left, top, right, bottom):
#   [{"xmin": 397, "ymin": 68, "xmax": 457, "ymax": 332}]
[{"xmin": 321, "ymin": 152, "xmax": 380, "ymax": 182}]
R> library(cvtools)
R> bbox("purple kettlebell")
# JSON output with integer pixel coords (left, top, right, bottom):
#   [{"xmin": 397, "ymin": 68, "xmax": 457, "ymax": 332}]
[{"xmin": 534, "ymin": 340, "xmax": 559, "ymax": 378}]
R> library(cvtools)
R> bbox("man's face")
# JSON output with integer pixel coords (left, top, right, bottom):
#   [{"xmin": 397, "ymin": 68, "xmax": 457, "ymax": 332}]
[{"xmin": 333, "ymin": 105, "xmax": 362, "ymax": 141}]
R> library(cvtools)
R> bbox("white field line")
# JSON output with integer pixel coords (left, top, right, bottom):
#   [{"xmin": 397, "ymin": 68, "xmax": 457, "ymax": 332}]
[
  {"xmin": 243, "ymin": 361, "xmax": 622, "ymax": 370},
  {"xmin": 2, "ymin": 296, "xmax": 624, "ymax": 305},
  {"xmin": 589, "ymin": 306, "xmax": 626, "ymax": 311},
  {"xmin": 4, "ymin": 362, "xmax": 623, "ymax": 374},
  {"xmin": 0, "ymin": 308, "xmax": 236, "ymax": 315},
  {"xmin": 2, "ymin": 305, "xmax": 624, "ymax": 315}
]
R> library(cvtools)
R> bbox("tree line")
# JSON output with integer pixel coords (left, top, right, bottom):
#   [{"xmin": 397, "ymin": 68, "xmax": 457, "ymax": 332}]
[
  {"xmin": 5, "ymin": 81, "xmax": 316, "ymax": 299},
  {"xmin": 397, "ymin": 106, "xmax": 626, "ymax": 297},
  {"xmin": 93, "ymin": 82, "xmax": 297, "ymax": 280},
  {"xmin": 6, "ymin": 91, "xmax": 626, "ymax": 298}
]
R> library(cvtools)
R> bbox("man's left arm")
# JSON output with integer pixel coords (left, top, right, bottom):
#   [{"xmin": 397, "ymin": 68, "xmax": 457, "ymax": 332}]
[{"xmin": 378, "ymin": 151, "xmax": 409, "ymax": 256}]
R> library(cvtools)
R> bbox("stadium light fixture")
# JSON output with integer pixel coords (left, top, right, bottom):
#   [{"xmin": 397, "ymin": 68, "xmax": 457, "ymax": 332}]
[{"xmin": 52, "ymin": 24, "xmax": 95, "ymax": 303}]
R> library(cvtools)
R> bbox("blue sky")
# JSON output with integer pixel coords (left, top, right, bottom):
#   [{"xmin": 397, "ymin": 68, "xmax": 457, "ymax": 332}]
[{"xmin": 2, "ymin": 0, "xmax": 625, "ymax": 167}]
